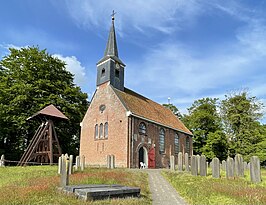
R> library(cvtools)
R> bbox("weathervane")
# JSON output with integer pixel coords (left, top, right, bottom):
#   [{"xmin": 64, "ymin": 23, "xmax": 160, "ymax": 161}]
[{"xmin": 111, "ymin": 10, "xmax": 116, "ymax": 21}]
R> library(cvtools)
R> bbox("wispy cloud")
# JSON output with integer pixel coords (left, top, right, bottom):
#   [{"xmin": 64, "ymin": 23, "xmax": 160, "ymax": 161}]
[
  {"xmin": 52, "ymin": 54, "xmax": 88, "ymax": 88},
  {"xmin": 63, "ymin": 0, "xmax": 203, "ymax": 35}
]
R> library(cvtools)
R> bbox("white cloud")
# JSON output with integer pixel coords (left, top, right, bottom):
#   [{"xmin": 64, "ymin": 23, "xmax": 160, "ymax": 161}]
[
  {"xmin": 52, "ymin": 54, "xmax": 87, "ymax": 87},
  {"xmin": 63, "ymin": 0, "xmax": 203, "ymax": 34}
]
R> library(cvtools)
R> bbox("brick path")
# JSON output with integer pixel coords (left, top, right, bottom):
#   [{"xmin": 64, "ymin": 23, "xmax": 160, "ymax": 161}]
[{"xmin": 146, "ymin": 169, "xmax": 187, "ymax": 205}]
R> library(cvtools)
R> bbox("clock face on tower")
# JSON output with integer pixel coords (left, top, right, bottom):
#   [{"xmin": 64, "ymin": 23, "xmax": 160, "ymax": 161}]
[{"xmin": 115, "ymin": 63, "xmax": 120, "ymax": 69}]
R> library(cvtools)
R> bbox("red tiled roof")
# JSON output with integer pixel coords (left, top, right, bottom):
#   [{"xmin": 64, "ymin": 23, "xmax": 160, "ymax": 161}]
[
  {"xmin": 28, "ymin": 104, "xmax": 68, "ymax": 120},
  {"xmin": 113, "ymin": 87, "xmax": 192, "ymax": 135}
]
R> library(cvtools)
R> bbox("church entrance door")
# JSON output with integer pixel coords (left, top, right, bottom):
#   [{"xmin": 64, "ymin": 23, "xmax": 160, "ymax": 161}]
[
  {"xmin": 138, "ymin": 147, "xmax": 148, "ymax": 168},
  {"xmin": 148, "ymin": 147, "xmax": 155, "ymax": 168}
]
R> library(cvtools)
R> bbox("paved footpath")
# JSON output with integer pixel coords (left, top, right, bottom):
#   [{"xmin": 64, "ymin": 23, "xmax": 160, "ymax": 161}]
[{"xmin": 146, "ymin": 169, "xmax": 187, "ymax": 205}]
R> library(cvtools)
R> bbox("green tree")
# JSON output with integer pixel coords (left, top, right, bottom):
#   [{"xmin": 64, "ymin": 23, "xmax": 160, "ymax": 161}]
[
  {"xmin": 183, "ymin": 98, "xmax": 221, "ymax": 155},
  {"xmin": 0, "ymin": 46, "xmax": 89, "ymax": 161},
  {"xmin": 162, "ymin": 103, "xmax": 182, "ymax": 119},
  {"xmin": 201, "ymin": 130, "xmax": 228, "ymax": 160},
  {"xmin": 220, "ymin": 91, "xmax": 264, "ymax": 161}
]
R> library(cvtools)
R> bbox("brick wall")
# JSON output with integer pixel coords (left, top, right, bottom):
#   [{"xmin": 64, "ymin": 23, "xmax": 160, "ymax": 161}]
[
  {"xmin": 80, "ymin": 83, "xmax": 129, "ymax": 167},
  {"xmin": 130, "ymin": 117, "xmax": 192, "ymax": 168}
]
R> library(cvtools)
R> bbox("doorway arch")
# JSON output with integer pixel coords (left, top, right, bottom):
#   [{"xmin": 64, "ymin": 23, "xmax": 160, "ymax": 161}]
[{"xmin": 139, "ymin": 146, "xmax": 148, "ymax": 168}]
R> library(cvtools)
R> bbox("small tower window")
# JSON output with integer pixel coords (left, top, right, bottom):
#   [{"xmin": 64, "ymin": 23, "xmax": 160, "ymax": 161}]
[
  {"xmin": 139, "ymin": 122, "xmax": 146, "ymax": 135},
  {"xmin": 115, "ymin": 69, "xmax": 119, "ymax": 78},
  {"xmin": 159, "ymin": 128, "xmax": 165, "ymax": 154},
  {"xmin": 174, "ymin": 133, "xmax": 179, "ymax": 154},
  {"xmin": 101, "ymin": 68, "xmax": 105, "ymax": 77}
]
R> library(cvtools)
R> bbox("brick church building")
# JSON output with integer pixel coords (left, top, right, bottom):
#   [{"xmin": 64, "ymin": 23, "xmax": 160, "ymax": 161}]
[{"xmin": 80, "ymin": 16, "xmax": 193, "ymax": 168}]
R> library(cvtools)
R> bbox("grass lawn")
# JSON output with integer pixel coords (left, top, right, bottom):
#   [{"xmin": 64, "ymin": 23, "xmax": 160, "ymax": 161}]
[
  {"xmin": 0, "ymin": 166, "xmax": 151, "ymax": 205},
  {"xmin": 163, "ymin": 168, "xmax": 266, "ymax": 205}
]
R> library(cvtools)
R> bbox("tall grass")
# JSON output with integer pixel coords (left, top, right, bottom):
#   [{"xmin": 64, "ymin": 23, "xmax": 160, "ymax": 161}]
[
  {"xmin": 163, "ymin": 168, "xmax": 266, "ymax": 205},
  {"xmin": 0, "ymin": 166, "xmax": 151, "ymax": 205}
]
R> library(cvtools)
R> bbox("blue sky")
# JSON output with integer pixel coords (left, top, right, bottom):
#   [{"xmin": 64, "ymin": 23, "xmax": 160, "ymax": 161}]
[{"xmin": 0, "ymin": 0, "xmax": 266, "ymax": 122}]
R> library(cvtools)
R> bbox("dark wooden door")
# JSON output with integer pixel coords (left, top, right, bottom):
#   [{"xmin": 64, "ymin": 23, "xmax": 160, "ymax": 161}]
[{"xmin": 148, "ymin": 147, "xmax": 155, "ymax": 168}]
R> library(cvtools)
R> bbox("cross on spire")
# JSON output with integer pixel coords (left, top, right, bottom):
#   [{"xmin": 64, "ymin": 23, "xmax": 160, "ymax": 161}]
[{"xmin": 111, "ymin": 10, "xmax": 116, "ymax": 21}]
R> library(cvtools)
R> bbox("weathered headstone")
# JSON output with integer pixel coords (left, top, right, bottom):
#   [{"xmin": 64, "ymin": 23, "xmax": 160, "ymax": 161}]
[
  {"xmin": 69, "ymin": 155, "xmax": 73, "ymax": 175},
  {"xmin": 191, "ymin": 155, "xmax": 198, "ymax": 176},
  {"xmin": 58, "ymin": 156, "xmax": 62, "ymax": 174},
  {"xmin": 234, "ymin": 154, "xmax": 244, "ymax": 177},
  {"xmin": 243, "ymin": 161, "xmax": 248, "ymax": 171},
  {"xmin": 197, "ymin": 155, "xmax": 200, "ymax": 174},
  {"xmin": 250, "ymin": 156, "xmax": 261, "ymax": 183},
  {"xmin": 107, "ymin": 155, "xmax": 111, "ymax": 169},
  {"xmin": 75, "ymin": 156, "xmax": 80, "ymax": 171},
  {"xmin": 0, "ymin": 155, "xmax": 4, "ymax": 167},
  {"xmin": 178, "ymin": 152, "xmax": 183, "ymax": 171},
  {"xmin": 81, "ymin": 155, "xmax": 85, "ymax": 171},
  {"xmin": 212, "ymin": 158, "xmax": 220, "ymax": 178},
  {"xmin": 209, "ymin": 161, "xmax": 213, "ymax": 169},
  {"xmin": 226, "ymin": 157, "xmax": 234, "ymax": 179},
  {"xmin": 184, "ymin": 153, "xmax": 189, "ymax": 171},
  {"xmin": 221, "ymin": 160, "xmax": 226, "ymax": 171},
  {"xmin": 200, "ymin": 155, "xmax": 207, "ymax": 176},
  {"xmin": 170, "ymin": 155, "xmax": 175, "ymax": 171},
  {"xmin": 110, "ymin": 155, "xmax": 115, "ymax": 169},
  {"xmin": 247, "ymin": 162, "xmax": 250, "ymax": 170},
  {"xmin": 60, "ymin": 155, "xmax": 69, "ymax": 187}
]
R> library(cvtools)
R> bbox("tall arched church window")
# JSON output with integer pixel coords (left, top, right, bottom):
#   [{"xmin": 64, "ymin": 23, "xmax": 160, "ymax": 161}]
[
  {"xmin": 175, "ymin": 133, "xmax": 179, "ymax": 154},
  {"xmin": 186, "ymin": 136, "xmax": 190, "ymax": 154},
  {"xmin": 104, "ymin": 122, "xmax": 108, "ymax": 139},
  {"xmin": 139, "ymin": 122, "xmax": 146, "ymax": 135},
  {"xmin": 95, "ymin": 124, "xmax": 98, "ymax": 139},
  {"xmin": 99, "ymin": 123, "xmax": 103, "ymax": 139},
  {"xmin": 159, "ymin": 128, "xmax": 165, "ymax": 154}
]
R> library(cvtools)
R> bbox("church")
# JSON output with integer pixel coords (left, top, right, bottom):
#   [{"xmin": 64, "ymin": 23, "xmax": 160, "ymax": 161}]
[{"xmin": 80, "ymin": 16, "xmax": 193, "ymax": 168}]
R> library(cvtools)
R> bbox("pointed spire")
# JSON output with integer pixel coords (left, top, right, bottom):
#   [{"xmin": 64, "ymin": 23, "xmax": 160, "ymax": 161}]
[{"xmin": 104, "ymin": 10, "xmax": 119, "ymax": 57}]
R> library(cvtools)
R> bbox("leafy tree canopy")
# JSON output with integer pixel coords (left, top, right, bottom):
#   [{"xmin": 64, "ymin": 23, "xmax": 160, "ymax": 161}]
[
  {"xmin": 162, "ymin": 103, "xmax": 182, "ymax": 119},
  {"xmin": 0, "ymin": 46, "xmax": 89, "ymax": 160}
]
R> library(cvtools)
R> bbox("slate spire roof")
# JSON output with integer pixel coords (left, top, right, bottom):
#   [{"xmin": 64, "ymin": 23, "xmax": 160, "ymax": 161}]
[
  {"xmin": 97, "ymin": 12, "xmax": 125, "ymax": 66},
  {"xmin": 104, "ymin": 15, "xmax": 118, "ymax": 57}
]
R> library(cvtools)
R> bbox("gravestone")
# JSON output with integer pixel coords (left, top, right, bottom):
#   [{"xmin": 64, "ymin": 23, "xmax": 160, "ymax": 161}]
[
  {"xmin": 247, "ymin": 162, "xmax": 250, "ymax": 170},
  {"xmin": 197, "ymin": 155, "xmax": 200, "ymax": 174},
  {"xmin": 81, "ymin": 155, "xmax": 85, "ymax": 171},
  {"xmin": 170, "ymin": 155, "xmax": 175, "ymax": 171},
  {"xmin": 243, "ymin": 161, "xmax": 248, "ymax": 171},
  {"xmin": 69, "ymin": 155, "xmax": 73, "ymax": 175},
  {"xmin": 212, "ymin": 158, "xmax": 220, "ymax": 178},
  {"xmin": 60, "ymin": 155, "xmax": 69, "ymax": 187},
  {"xmin": 226, "ymin": 157, "xmax": 234, "ymax": 179},
  {"xmin": 58, "ymin": 156, "xmax": 62, "ymax": 174},
  {"xmin": 0, "ymin": 155, "xmax": 4, "ymax": 167},
  {"xmin": 178, "ymin": 152, "xmax": 183, "ymax": 171},
  {"xmin": 75, "ymin": 156, "xmax": 80, "ymax": 171},
  {"xmin": 107, "ymin": 155, "xmax": 111, "ymax": 169},
  {"xmin": 234, "ymin": 154, "xmax": 244, "ymax": 177},
  {"xmin": 200, "ymin": 155, "xmax": 207, "ymax": 176},
  {"xmin": 110, "ymin": 155, "xmax": 115, "ymax": 169},
  {"xmin": 191, "ymin": 155, "xmax": 198, "ymax": 176},
  {"xmin": 185, "ymin": 153, "xmax": 189, "ymax": 171},
  {"xmin": 250, "ymin": 156, "xmax": 261, "ymax": 183},
  {"xmin": 221, "ymin": 160, "xmax": 226, "ymax": 171}
]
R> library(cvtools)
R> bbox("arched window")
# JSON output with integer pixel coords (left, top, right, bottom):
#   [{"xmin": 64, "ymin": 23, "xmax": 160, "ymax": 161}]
[
  {"xmin": 159, "ymin": 128, "xmax": 165, "ymax": 154},
  {"xmin": 174, "ymin": 133, "xmax": 179, "ymax": 154},
  {"xmin": 186, "ymin": 136, "xmax": 190, "ymax": 154},
  {"xmin": 99, "ymin": 123, "xmax": 103, "ymax": 139},
  {"xmin": 139, "ymin": 122, "xmax": 146, "ymax": 135},
  {"xmin": 95, "ymin": 124, "xmax": 98, "ymax": 139},
  {"xmin": 104, "ymin": 122, "xmax": 108, "ymax": 139}
]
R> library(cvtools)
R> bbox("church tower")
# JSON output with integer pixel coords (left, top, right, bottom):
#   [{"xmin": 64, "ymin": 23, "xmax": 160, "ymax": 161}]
[{"xmin": 96, "ymin": 13, "xmax": 125, "ymax": 91}]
